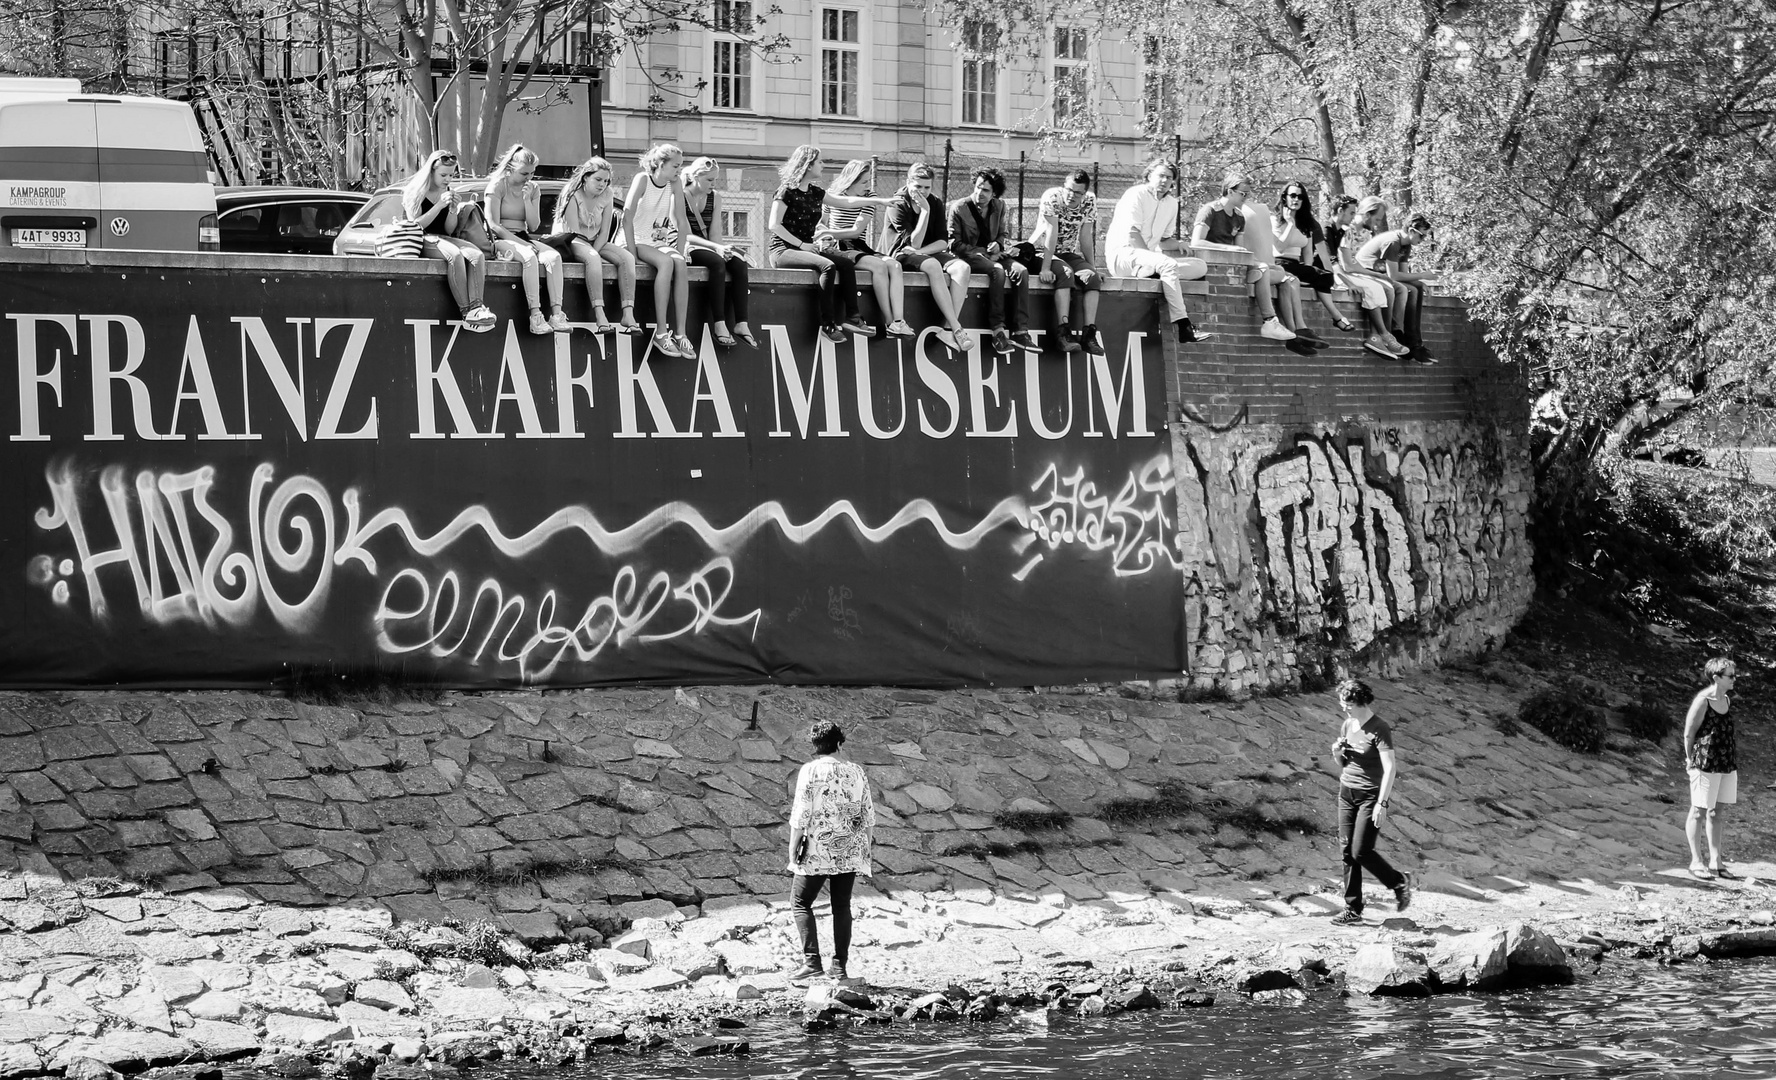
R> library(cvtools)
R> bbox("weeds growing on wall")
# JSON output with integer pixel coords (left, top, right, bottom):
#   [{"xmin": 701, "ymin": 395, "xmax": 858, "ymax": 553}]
[
  {"xmin": 1517, "ymin": 679, "xmax": 1606, "ymax": 753},
  {"xmin": 1620, "ymin": 697, "xmax": 1673, "ymax": 743},
  {"xmin": 993, "ymin": 809, "xmax": 1074, "ymax": 831},
  {"xmin": 1097, "ymin": 780, "xmax": 1321, "ymax": 838},
  {"xmin": 418, "ymin": 854, "xmax": 641, "ymax": 889},
  {"xmin": 282, "ymin": 664, "xmax": 444, "ymax": 707}
]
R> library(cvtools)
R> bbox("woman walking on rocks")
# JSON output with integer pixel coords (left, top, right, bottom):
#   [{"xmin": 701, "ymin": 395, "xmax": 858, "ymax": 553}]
[
  {"xmin": 1331, "ymin": 678, "xmax": 1412, "ymax": 925},
  {"xmin": 1684, "ymin": 656, "xmax": 1739, "ymax": 879},
  {"xmin": 787, "ymin": 720, "xmax": 875, "ymax": 983}
]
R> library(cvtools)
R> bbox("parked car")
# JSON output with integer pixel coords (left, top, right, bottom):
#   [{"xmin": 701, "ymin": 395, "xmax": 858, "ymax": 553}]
[
  {"xmin": 333, "ymin": 178, "xmax": 566, "ymax": 256},
  {"xmin": 215, "ymin": 187, "xmax": 370, "ymax": 255}
]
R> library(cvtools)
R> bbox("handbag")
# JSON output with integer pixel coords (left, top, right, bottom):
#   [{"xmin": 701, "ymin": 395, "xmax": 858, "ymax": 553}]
[
  {"xmin": 451, "ymin": 201, "xmax": 497, "ymax": 256},
  {"xmin": 375, "ymin": 219, "xmax": 424, "ymax": 259}
]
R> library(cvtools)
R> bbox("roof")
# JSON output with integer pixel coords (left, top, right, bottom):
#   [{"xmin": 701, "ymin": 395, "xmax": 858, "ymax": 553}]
[{"xmin": 216, "ymin": 186, "xmax": 369, "ymax": 200}]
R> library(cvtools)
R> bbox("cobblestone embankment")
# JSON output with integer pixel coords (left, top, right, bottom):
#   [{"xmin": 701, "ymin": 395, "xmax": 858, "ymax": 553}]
[{"xmin": 0, "ymin": 666, "xmax": 1769, "ymax": 1073}]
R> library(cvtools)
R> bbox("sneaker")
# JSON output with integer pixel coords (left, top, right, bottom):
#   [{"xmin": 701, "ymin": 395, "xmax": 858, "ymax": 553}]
[
  {"xmin": 788, "ymin": 962, "xmax": 823, "ymax": 984},
  {"xmin": 651, "ymin": 330, "xmax": 684, "ymax": 359},
  {"xmin": 527, "ymin": 310, "xmax": 551, "ymax": 336},
  {"xmin": 1362, "ymin": 334, "xmax": 1397, "ymax": 360},
  {"xmin": 1380, "ymin": 331, "xmax": 1411, "ymax": 357},
  {"xmin": 463, "ymin": 306, "xmax": 496, "ymax": 333},
  {"xmin": 1060, "ymin": 332, "xmax": 1084, "ymax": 354},
  {"xmin": 842, "ymin": 317, "xmax": 876, "ymax": 338},
  {"xmin": 991, "ymin": 327, "xmax": 1014, "ymax": 355},
  {"xmin": 1389, "ymin": 323, "xmax": 1408, "ymax": 342},
  {"xmin": 1080, "ymin": 325, "xmax": 1106, "ymax": 356},
  {"xmin": 548, "ymin": 309, "xmax": 571, "ymax": 333},
  {"xmin": 1330, "ymin": 910, "xmax": 1365, "ymax": 926},
  {"xmin": 885, "ymin": 319, "xmax": 916, "ymax": 338},
  {"xmin": 1260, "ymin": 317, "xmax": 1296, "ymax": 341},
  {"xmin": 1294, "ymin": 325, "xmax": 1325, "ymax": 344},
  {"xmin": 821, "ymin": 324, "xmax": 849, "ymax": 343},
  {"xmin": 934, "ymin": 327, "xmax": 961, "ymax": 352},
  {"xmin": 1394, "ymin": 872, "xmax": 1414, "ymax": 912},
  {"xmin": 1176, "ymin": 318, "xmax": 1214, "ymax": 345},
  {"xmin": 1409, "ymin": 347, "xmax": 1440, "ymax": 365},
  {"xmin": 675, "ymin": 333, "xmax": 695, "ymax": 357},
  {"xmin": 1009, "ymin": 330, "xmax": 1042, "ymax": 354},
  {"xmin": 826, "ymin": 962, "xmax": 849, "ymax": 981},
  {"xmin": 1284, "ymin": 339, "xmax": 1318, "ymax": 357}
]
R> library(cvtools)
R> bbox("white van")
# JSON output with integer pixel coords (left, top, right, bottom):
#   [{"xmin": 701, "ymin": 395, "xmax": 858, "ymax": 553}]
[{"xmin": 0, "ymin": 77, "xmax": 218, "ymax": 252}]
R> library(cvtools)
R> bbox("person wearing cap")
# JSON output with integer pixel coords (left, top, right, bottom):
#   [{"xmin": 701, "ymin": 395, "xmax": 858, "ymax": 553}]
[
  {"xmin": 1190, "ymin": 173, "xmax": 1307, "ymax": 349},
  {"xmin": 1355, "ymin": 209, "xmax": 1438, "ymax": 364},
  {"xmin": 1324, "ymin": 195, "xmax": 1409, "ymax": 359},
  {"xmin": 1106, "ymin": 160, "xmax": 1213, "ymax": 345}
]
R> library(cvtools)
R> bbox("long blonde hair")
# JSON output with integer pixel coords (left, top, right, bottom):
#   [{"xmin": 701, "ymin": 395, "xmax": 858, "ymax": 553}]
[
  {"xmin": 486, "ymin": 143, "xmax": 538, "ymax": 199},
  {"xmin": 554, "ymin": 156, "xmax": 614, "ymax": 236},
  {"xmin": 402, "ymin": 149, "xmax": 456, "ymax": 218},
  {"xmin": 778, "ymin": 144, "xmax": 820, "ymax": 187},
  {"xmin": 638, "ymin": 143, "xmax": 683, "ymax": 177},
  {"xmin": 829, "ymin": 158, "xmax": 872, "ymax": 197}
]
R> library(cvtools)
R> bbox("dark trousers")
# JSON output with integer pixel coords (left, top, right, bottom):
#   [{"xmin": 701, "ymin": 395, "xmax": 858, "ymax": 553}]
[
  {"xmin": 791, "ymin": 871, "xmax": 855, "ymax": 965},
  {"xmin": 1338, "ymin": 786, "xmax": 1404, "ymax": 913},
  {"xmin": 1401, "ymin": 281, "xmax": 1425, "ymax": 347},
  {"xmin": 773, "ymin": 248, "xmax": 859, "ymax": 325},
  {"xmin": 688, "ymin": 247, "xmax": 749, "ymax": 326},
  {"xmin": 957, "ymin": 251, "xmax": 1028, "ymax": 332}
]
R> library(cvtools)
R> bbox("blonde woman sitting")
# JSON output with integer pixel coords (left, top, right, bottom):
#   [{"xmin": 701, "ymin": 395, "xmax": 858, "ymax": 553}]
[
  {"xmin": 400, "ymin": 149, "xmax": 493, "ymax": 332},
  {"xmin": 484, "ymin": 144, "xmax": 567, "ymax": 335},
  {"xmin": 545, "ymin": 156, "xmax": 641, "ymax": 336},
  {"xmin": 622, "ymin": 142, "xmax": 695, "ymax": 359}
]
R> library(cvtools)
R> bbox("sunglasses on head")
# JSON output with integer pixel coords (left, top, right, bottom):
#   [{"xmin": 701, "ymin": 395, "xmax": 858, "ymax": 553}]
[{"xmin": 437, "ymin": 154, "xmax": 457, "ymax": 164}]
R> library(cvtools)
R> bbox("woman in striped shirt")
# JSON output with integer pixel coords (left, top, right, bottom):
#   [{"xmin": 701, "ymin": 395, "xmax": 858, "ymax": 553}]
[{"xmin": 819, "ymin": 159, "xmax": 913, "ymax": 338}]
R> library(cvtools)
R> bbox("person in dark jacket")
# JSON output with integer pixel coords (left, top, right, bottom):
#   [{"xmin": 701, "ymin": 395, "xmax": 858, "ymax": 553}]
[{"xmin": 948, "ymin": 168, "xmax": 1039, "ymax": 356}]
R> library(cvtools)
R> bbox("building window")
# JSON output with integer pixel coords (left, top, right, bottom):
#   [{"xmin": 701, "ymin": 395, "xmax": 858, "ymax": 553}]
[
  {"xmin": 961, "ymin": 20, "xmax": 998, "ymax": 127},
  {"xmin": 820, "ymin": 8, "xmax": 860, "ymax": 117},
  {"xmin": 720, "ymin": 208, "xmax": 750, "ymax": 238},
  {"xmin": 712, "ymin": 40, "xmax": 751, "ymax": 109},
  {"xmin": 714, "ymin": 0, "xmax": 753, "ymax": 33},
  {"xmin": 1053, "ymin": 26, "xmax": 1089, "ymax": 126},
  {"xmin": 1141, "ymin": 35, "xmax": 1177, "ymax": 135}
]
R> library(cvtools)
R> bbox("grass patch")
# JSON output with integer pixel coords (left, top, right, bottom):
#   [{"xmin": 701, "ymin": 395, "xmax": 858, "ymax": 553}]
[
  {"xmin": 1177, "ymin": 684, "xmax": 1233, "ymax": 704},
  {"xmin": 419, "ymin": 854, "xmax": 640, "ymax": 889},
  {"xmin": 1097, "ymin": 780, "xmax": 1322, "ymax": 838},
  {"xmin": 993, "ymin": 809, "xmax": 1073, "ymax": 832},
  {"xmin": 944, "ymin": 838, "xmax": 1044, "ymax": 859}
]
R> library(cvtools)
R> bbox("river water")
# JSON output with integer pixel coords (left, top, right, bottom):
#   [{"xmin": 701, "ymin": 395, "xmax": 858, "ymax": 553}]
[{"xmin": 537, "ymin": 957, "xmax": 1776, "ymax": 1079}]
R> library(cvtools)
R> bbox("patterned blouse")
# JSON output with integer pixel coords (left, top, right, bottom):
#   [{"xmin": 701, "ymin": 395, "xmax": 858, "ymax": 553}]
[
  {"xmin": 1038, "ymin": 187, "xmax": 1097, "ymax": 255},
  {"xmin": 1691, "ymin": 701, "xmax": 1737, "ymax": 773},
  {"xmin": 788, "ymin": 757, "xmax": 874, "ymax": 876},
  {"xmin": 771, "ymin": 183, "xmax": 827, "ymax": 254}
]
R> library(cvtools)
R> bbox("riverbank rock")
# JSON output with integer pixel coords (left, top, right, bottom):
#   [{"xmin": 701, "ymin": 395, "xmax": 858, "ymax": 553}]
[
  {"xmin": 1504, "ymin": 923, "xmax": 1575, "ymax": 986},
  {"xmin": 1345, "ymin": 944, "xmax": 1433, "ymax": 997},
  {"xmin": 1698, "ymin": 928, "xmax": 1776, "ymax": 958},
  {"xmin": 1429, "ymin": 929, "xmax": 1511, "ymax": 991}
]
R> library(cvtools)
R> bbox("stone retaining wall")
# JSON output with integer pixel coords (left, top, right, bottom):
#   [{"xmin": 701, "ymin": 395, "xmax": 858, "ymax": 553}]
[{"xmin": 0, "ymin": 674, "xmax": 1671, "ymax": 937}]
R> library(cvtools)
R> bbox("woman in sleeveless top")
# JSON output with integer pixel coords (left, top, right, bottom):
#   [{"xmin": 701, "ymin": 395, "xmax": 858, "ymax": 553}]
[
  {"xmin": 622, "ymin": 143, "xmax": 695, "ymax": 359},
  {"xmin": 822, "ymin": 159, "xmax": 913, "ymax": 338},
  {"xmin": 400, "ymin": 149, "xmax": 493, "ymax": 332},
  {"xmin": 787, "ymin": 720, "xmax": 874, "ymax": 984},
  {"xmin": 768, "ymin": 144, "xmax": 897, "ymax": 344},
  {"xmin": 484, "ymin": 145, "xmax": 567, "ymax": 335},
  {"xmin": 545, "ymin": 157, "xmax": 641, "ymax": 336},
  {"xmin": 1683, "ymin": 657, "xmax": 1740, "ymax": 878},
  {"xmin": 1329, "ymin": 678, "xmax": 1412, "ymax": 925},
  {"xmin": 681, "ymin": 157, "xmax": 757, "ymax": 349}
]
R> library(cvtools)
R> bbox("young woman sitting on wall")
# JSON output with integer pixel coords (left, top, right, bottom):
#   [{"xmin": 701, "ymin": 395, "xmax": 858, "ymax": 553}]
[
  {"xmin": 545, "ymin": 156, "xmax": 642, "ymax": 337},
  {"xmin": 681, "ymin": 156, "xmax": 758, "ymax": 349},
  {"xmin": 622, "ymin": 142, "xmax": 696, "ymax": 359},
  {"xmin": 767, "ymin": 144, "xmax": 897, "ymax": 344},
  {"xmin": 401, "ymin": 150, "xmax": 494, "ymax": 333},
  {"xmin": 484, "ymin": 144, "xmax": 569, "ymax": 335},
  {"xmin": 819, "ymin": 158, "xmax": 914, "ymax": 339}
]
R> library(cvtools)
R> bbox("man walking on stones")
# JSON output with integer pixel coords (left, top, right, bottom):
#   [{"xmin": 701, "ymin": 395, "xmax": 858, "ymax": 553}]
[
  {"xmin": 1684, "ymin": 656, "xmax": 1739, "ymax": 879},
  {"xmin": 1330, "ymin": 678, "xmax": 1412, "ymax": 925},
  {"xmin": 787, "ymin": 720, "xmax": 875, "ymax": 983}
]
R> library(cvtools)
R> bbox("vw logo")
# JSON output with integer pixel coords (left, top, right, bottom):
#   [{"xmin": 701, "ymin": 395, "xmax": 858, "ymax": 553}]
[{"xmin": 109, "ymin": 217, "xmax": 130, "ymax": 237}]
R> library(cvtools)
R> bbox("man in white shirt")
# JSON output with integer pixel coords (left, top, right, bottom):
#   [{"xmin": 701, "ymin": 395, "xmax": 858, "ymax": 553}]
[{"xmin": 1107, "ymin": 160, "xmax": 1212, "ymax": 344}]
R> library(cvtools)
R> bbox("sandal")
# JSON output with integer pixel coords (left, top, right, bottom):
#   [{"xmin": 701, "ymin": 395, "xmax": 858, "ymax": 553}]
[
  {"xmin": 1334, "ymin": 316, "xmax": 1355, "ymax": 332},
  {"xmin": 712, "ymin": 324, "xmax": 738, "ymax": 348},
  {"xmin": 591, "ymin": 308, "xmax": 616, "ymax": 334},
  {"xmin": 616, "ymin": 311, "xmax": 643, "ymax": 336},
  {"xmin": 1713, "ymin": 863, "xmax": 1737, "ymax": 879},
  {"xmin": 1691, "ymin": 863, "xmax": 1717, "ymax": 880},
  {"xmin": 733, "ymin": 326, "xmax": 759, "ymax": 349}
]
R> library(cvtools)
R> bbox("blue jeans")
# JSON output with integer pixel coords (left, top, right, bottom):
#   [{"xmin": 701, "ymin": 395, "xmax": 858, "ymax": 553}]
[
  {"xmin": 790, "ymin": 872, "xmax": 855, "ymax": 966},
  {"xmin": 1339, "ymin": 786, "xmax": 1403, "ymax": 913}
]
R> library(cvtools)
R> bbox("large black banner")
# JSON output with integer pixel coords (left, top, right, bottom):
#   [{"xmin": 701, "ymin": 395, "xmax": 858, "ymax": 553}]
[{"xmin": 0, "ymin": 261, "xmax": 1183, "ymax": 687}]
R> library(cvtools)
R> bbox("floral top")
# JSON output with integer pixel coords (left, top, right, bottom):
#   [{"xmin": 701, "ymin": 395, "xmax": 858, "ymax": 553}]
[
  {"xmin": 788, "ymin": 757, "xmax": 874, "ymax": 876},
  {"xmin": 1691, "ymin": 701, "xmax": 1737, "ymax": 773},
  {"xmin": 1037, "ymin": 187, "xmax": 1098, "ymax": 255}
]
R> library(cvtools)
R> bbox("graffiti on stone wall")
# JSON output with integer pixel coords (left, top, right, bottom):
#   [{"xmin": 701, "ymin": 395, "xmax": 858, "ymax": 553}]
[
  {"xmin": 1248, "ymin": 433, "xmax": 1516, "ymax": 651},
  {"xmin": 26, "ymin": 453, "xmax": 1181, "ymax": 679}
]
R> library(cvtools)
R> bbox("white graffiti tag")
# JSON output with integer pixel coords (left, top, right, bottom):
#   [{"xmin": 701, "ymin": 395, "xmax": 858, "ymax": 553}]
[{"xmin": 1015, "ymin": 453, "xmax": 1183, "ymax": 581}]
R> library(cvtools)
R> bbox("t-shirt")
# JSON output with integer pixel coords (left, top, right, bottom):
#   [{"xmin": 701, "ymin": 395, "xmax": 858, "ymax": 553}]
[
  {"xmin": 1273, "ymin": 217, "xmax": 1323, "ymax": 262},
  {"xmin": 1193, "ymin": 201, "xmax": 1245, "ymax": 245},
  {"xmin": 1338, "ymin": 716, "xmax": 1394, "ymax": 790},
  {"xmin": 887, "ymin": 191, "xmax": 948, "ymax": 251},
  {"xmin": 1036, "ymin": 187, "xmax": 1097, "ymax": 255},
  {"xmin": 822, "ymin": 199, "xmax": 876, "ymax": 251},
  {"xmin": 1322, "ymin": 223, "xmax": 1347, "ymax": 269},
  {"xmin": 771, "ymin": 183, "xmax": 827, "ymax": 253},
  {"xmin": 1356, "ymin": 229, "xmax": 1411, "ymax": 271}
]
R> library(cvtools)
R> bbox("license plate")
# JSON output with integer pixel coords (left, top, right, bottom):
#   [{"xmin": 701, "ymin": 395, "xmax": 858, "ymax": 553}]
[{"xmin": 11, "ymin": 228, "xmax": 86, "ymax": 248}]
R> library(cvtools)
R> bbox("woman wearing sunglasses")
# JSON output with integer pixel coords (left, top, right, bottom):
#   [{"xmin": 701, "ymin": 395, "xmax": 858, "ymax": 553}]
[
  {"xmin": 401, "ymin": 150, "xmax": 495, "ymax": 332},
  {"xmin": 1271, "ymin": 180, "xmax": 1348, "ymax": 332}
]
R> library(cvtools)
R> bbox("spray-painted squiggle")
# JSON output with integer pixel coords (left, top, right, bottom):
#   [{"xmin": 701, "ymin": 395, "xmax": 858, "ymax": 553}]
[{"xmin": 1015, "ymin": 453, "xmax": 1183, "ymax": 580}]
